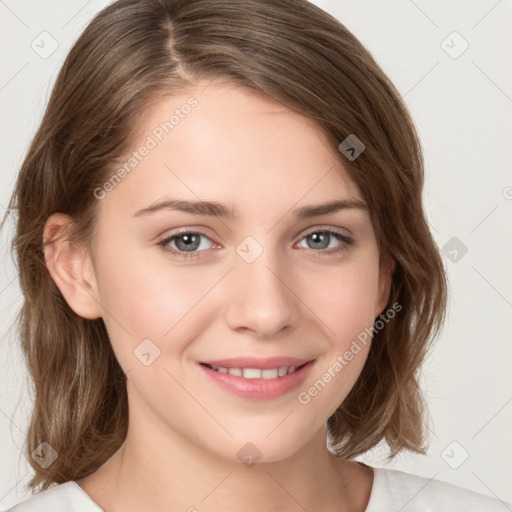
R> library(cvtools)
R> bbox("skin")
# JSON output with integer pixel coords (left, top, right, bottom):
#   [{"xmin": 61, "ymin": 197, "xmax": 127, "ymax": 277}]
[{"xmin": 43, "ymin": 81, "xmax": 393, "ymax": 512}]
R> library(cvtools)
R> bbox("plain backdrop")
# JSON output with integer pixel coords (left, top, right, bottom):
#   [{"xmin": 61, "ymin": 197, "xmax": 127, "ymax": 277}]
[{"xmin": 1, "ymin": 0, "xmax": 511, "ymax": 508}]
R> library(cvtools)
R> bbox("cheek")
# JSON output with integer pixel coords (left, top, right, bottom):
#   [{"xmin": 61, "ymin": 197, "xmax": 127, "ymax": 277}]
[
  {"xmin": 94, "ymin": 246, "xmax": 221, "ymax": 367},
  {"xmin": 299, "ymin": 257, "xmax": 380, "ymax": 402},
  {"xmin": 307, "ymin": 256, "xmax": 381, "ymax": 342}
]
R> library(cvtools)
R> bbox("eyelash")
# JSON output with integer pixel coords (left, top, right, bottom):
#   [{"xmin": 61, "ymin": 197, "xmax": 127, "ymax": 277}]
[{"xmin": 157, "ymin": 227, "xmax": 354, "ymax": 261}]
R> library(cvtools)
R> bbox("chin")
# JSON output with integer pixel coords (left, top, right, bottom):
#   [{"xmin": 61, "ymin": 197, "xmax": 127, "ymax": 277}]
[{"xmin": 206, "ymin": 424, "xmax": 318, "ymax": 466}]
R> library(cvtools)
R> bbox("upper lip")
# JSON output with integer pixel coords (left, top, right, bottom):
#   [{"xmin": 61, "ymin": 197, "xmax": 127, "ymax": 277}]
[{"xmin": 200, "ymin": 356, "xmax": 313, "ymax": 369}]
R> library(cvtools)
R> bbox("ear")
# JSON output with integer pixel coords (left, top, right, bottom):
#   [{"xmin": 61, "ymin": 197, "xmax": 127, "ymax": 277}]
[
  {"xmin": 42, "ymin": 213, "xmax": 102, "ymax": 319},
  {"xmin": 374, "ymin": 256, "xmax": 396, "ymax": 318}
]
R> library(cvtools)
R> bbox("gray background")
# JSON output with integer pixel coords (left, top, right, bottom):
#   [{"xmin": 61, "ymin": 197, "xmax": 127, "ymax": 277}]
[{"xmin": 1, "ymin": 0, "xmax": 511, "ymax": 507}]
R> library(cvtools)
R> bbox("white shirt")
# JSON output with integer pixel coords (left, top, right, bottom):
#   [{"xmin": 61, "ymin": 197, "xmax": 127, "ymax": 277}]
[{"xmin": 4, "ymin": 466, "xmax": 509, "ymax": 511}]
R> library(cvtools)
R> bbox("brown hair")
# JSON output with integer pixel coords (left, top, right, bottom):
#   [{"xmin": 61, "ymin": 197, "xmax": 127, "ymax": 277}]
[{"xmin": 5, "ymin": 0, "xmax": 447, "ymax": 492}]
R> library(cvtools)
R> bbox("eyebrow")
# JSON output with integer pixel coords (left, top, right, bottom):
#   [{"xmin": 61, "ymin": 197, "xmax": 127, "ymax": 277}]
[{"xmin": 134, "ymin": 197, "xmax": 367, "ymax": 219}]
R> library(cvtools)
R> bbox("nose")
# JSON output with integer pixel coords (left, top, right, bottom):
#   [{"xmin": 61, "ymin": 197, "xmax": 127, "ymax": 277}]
[{"xmin": 225, "ymin": 243, "xmax": 300, "ymax": 339}]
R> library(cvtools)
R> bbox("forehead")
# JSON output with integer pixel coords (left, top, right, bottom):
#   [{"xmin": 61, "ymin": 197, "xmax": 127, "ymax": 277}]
[{"xmin": 97, "ymin": 82, "xmax": 362, "ymax": 219}]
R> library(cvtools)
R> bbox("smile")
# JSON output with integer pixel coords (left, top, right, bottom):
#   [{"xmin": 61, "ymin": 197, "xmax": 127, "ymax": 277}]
[
  {"xmin": 199, "ymin": 358, "xmax": 315, "ymax": 400},
  {"xmin": 203, "ymin": 363, "xmax": 306, "ymax": 379}
]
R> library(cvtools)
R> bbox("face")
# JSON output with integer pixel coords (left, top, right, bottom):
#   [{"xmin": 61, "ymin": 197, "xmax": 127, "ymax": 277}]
[{"xmin": 82, "ymin": 82, "xmax": 391, "ymax": 463}]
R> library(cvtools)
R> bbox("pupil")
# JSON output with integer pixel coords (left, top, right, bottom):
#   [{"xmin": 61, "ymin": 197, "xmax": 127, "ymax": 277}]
[
  {"xmin": 309, "ymin": 232, "xmax": 329, "ymax": 249},
  {"xmin": 176, "ymin": 234, "xmax": 200, "ymax": 252}
]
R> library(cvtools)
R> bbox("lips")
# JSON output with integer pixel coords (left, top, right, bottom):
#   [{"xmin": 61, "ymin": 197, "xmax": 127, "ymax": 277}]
[{"xmin": 198, "ymin": 356, "xmax": 315, "ymax": 400}]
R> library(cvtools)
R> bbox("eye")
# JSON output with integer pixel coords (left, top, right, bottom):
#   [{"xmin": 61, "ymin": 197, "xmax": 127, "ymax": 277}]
[
  {"xmin": 296, "ymin": 228, "xmax": 353, "ymax": 257},
  {"xmin": 157, "ymin": 227, "xmax": 354, "ymax": 261},
  {"xmin": 157, "ymin": 229, "xmax": 215, "ymax": 260}
]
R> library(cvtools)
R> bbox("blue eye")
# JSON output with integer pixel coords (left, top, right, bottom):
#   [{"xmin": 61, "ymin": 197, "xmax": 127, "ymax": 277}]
[
  {"xmin": 157, "ymin": 228, "xmax": 353, "ymax": 261},
  {"xmin": 158, "ymin": 230, "xmax": 214, "ymax": 260},
  {"xmin": 296, "ymin": 229, "xmax": 354, "ymax": 257}
]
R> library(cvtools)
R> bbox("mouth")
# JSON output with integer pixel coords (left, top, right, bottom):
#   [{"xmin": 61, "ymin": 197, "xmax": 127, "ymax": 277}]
[
  {"xmin": 198, "ymin": 357, "xmax": 315, "ymax": 400},
  {"xmin": 201, "ymin": 362, "xmax": 309, "ymax": 379}
]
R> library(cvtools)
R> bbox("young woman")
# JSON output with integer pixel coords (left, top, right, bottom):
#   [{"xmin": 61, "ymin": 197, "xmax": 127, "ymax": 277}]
[{"xmin": 3, "ymin": 0, "xmax": 508, "ymax": 510}]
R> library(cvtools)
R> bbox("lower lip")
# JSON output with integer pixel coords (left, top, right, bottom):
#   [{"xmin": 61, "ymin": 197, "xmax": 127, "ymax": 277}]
[{"xmin": 199, "ymin": 361, "xmax": 315, "ymax": 400}]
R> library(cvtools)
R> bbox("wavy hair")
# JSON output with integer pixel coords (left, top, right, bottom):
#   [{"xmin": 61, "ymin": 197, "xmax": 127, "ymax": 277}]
[{"xmin": 4, "ymin": 0, "xmax": 447, "ymax": 491}]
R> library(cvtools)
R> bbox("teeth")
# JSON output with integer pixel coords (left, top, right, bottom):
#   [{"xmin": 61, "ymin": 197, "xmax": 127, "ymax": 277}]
[
  {"xmin": 243, "ymin": 368, "xmax": 261, "ymax": 379},
  {"xmin": 261, "ymin": 368, "xmax": 278, "ymax": 379},
  {"xmin": 278, "ymin": 366, "xmax": 288, "ymax": 377},
  {"xmin": 209, "ymin": 364, "xmax": 302, "ymax": 379}
]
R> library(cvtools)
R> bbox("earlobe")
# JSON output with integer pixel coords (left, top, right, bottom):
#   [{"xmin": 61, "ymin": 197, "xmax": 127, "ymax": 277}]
[
  {"xmin": 375, "ymin": 256, "xmax": 396, "ymax": 317},
  {"xmin": 43, "ymin": 213, "xmax": 102, "ymax": 320}
]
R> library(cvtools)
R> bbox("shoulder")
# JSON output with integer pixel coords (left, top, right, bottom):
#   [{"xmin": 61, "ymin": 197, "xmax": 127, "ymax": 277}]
[
  {"xmin": 366, "ymin": 466, "xmax": 510, "ymax": 512},
  {"xmin": 4, "ymin": 481, "xmax": 102, "ymax": 512}
]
